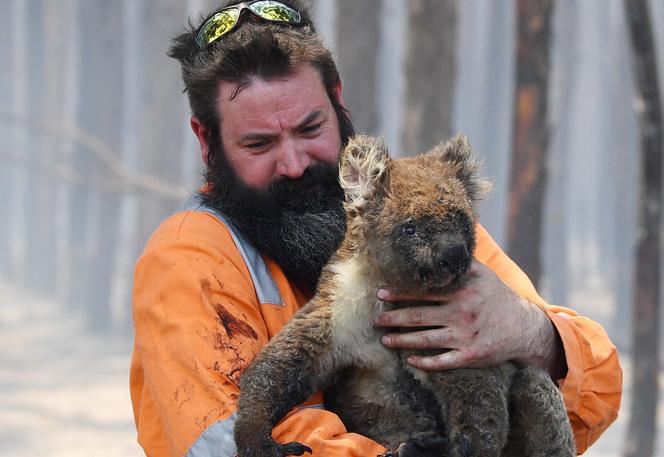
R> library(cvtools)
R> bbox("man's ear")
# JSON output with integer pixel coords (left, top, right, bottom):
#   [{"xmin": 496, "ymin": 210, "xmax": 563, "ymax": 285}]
[
  {"xmin": 190, "ymin": 116, "xmax": 210, "ymax": 166},
  {"xmin": 339, "ymin": 135, "xmax": 390, "ymax": 210},
  {"xmin": 434, "ymin": 134, "xmax": 493, "ymax": 202},
  {"xmin": 334, "ymin": 82, "xmax": 347, "ymax": 110}
]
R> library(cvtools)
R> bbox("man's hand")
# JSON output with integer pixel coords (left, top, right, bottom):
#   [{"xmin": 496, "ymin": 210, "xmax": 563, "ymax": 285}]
[{"xmin": 373, "ymin": 260, "xmax": 567, "ymax": 379}]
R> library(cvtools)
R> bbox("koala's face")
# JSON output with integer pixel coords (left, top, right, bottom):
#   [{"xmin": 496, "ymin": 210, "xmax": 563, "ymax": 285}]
[
  {"xmin": 363, "ymin": 155, "xmax": 477, "ymax": 295},
  {"xmin": 340, "ymin": 134, "xmax": 491, "ymax": 295}
]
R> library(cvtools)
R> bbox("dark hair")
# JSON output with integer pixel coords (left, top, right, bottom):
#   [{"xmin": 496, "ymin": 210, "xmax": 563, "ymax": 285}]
[{"xmin": 168, "ymin": 0, "xmax": 354, "ymax": 170}]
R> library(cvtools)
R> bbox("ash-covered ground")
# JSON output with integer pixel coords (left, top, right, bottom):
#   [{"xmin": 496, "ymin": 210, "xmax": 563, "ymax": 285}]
[{"xmin": 0, "ymin": 281, "xmax": 660, "ymax": 456}]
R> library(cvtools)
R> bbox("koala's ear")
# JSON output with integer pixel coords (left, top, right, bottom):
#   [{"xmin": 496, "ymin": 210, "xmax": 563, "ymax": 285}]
[
  {"xmin": 436, "ymin": 134, "xmax": 493, "ymax": 202},
  {"xmin": 339, "ymin": 135, "xmax": 390, "ymax": 209}
]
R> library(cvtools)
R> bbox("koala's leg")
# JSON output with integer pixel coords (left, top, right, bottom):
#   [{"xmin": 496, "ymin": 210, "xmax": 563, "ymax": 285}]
[
  {"xmin": 234, "ymin": 302, "xmax": 336, "ymax": 457},
  {"xmin": 430, "ymin": 366, "xmax": 513, "ymax": 457},
  {"xmin": 326, "ymin": 363, "xmax": 447, "ymax": 453},
  {"xmin": 503, "ymin": 365, "xmax": 575, "ymax": 457}
]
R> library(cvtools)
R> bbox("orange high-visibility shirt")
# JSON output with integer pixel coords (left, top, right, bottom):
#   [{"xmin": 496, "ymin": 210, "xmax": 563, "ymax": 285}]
[{"xmin": 130, "ymin": 209, "xmax": 621, "ymax": 456}]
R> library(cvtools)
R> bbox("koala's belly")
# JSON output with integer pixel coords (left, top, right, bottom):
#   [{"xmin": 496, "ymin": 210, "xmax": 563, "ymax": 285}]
[{"xmin": 324, "ymin": 363, "xmax": 444, "ymax": 449}]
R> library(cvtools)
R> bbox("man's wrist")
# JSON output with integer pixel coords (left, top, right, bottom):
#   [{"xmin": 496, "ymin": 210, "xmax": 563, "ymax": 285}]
[{"xmin": 520, "ymin": 300, "xmax": 568, "ymax": 380}]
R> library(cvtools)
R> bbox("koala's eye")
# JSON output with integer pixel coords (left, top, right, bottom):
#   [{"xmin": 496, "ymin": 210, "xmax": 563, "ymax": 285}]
[{"xmin": 404, "ymin": 220, "xmax": 417, "ymax": 236}]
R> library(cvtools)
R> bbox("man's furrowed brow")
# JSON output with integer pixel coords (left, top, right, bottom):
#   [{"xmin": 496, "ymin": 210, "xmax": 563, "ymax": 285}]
[
  {"xmin": 238, "ymin": 110, "xmax": 326, "ymax": 143},
  {"xmin": 297, "ymin": 110, "xmax": 324, "ymax": 129},
  {"xmin": 240, "ymin": 131, "xmax": 275, "ymax": 143}
]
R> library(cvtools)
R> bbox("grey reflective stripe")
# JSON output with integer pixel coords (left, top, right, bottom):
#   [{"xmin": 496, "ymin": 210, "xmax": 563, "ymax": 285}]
[
  {"xmin": 185, "ymin": 415, "xmax": 237, "ymax": 457},
  {"xmin": 184, "ymin": 405, "xmax": 325, "ymax": 457},
  {"xmin": 185, "ymin": 199, "xmax": 283, "ymax": 306},
  {"xmin": 302, "ymin": 403, "xmax": 324, "ymax": 410}
]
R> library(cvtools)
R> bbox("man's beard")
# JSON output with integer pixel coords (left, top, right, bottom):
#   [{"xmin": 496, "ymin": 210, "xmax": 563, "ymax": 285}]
[{"xmin": 200, "ymin": 149, "xmax": 347, "ymax": 293}]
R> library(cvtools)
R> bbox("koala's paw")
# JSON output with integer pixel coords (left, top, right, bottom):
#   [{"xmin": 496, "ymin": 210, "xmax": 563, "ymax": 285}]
[
  {"xmin": 278, "ymin": 442, "xmax": 313, "ymax": 456},
  {"xmin": 380, "ymin": 434, "xmax": 448, "ymax": 457}
]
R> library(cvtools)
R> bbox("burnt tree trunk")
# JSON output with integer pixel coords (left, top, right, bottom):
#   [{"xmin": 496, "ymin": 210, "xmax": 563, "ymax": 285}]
[
  {"xmin": 623, "ymin": 1, "xmax": 662, "ymax": 456},
  {"xmin": 71, "ymin": 0, "xmax": 124, "ymax": 330},
  {"xmin": 402, "ymin": 0, "xmax": 456, "ymax": 155},
  {"xmin": 335, "ymin": 0, "xmax": 380, "ymax": 135},
  {"xmin": 544, "ymin": 0, "xmax": 576, "ymax": 307},
  {"xmin": 23, "ymin": 0, "xmax": 59, "ymax": 295},
  {"xmin": 7, "ymin": 0, "xmax": 29, "ymax": 284},
  {"xmin": 134, "ymin": 0, "xmax": 188, "ymax": 254},
  {"xmin": 507, "ymin": 0, "xmax": 554, "ymax": 287},
  {"xmin": 0, "ymin": 1, "xmax": 15, "ymax": 278}
]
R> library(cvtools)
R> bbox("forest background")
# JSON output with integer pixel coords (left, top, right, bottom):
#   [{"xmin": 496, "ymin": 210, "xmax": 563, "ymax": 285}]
[{"xmin": 1, "ymin": 0, "xmax": 664, "ymax": 456}]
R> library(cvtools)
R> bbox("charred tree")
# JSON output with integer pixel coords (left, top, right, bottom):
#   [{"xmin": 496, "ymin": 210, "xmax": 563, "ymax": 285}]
[
  {"xmin": 402, "ymin": 0, "xmax": 456, "ymax": 155},
  {"xmin": 544, "ymin": 0, "xmax": 576, "ymax": 308},
  {"xmin": 335, "ymin": 0, "xmax": 380, "ymax": 135},
  {"xmin": 0, "ymin": 1, "xmax": 14, "ymax": 278},
  {"xmin": 22, "ymin": 0, "xmax": 59, "ymax": 295},
  {"xmin": 623, "ymin": 1, "xmax": 662, "ymax": 456},
  {"xmin": 133, "ymin": 1, "xmax": 188, "ymax": 254},
  {"xmin": 507, "ymin": 0, "xmax": 554, "ymax": 287},
  {"xmin": 71, "ymin": 1, "xmax": 124, "ymax": 330}
]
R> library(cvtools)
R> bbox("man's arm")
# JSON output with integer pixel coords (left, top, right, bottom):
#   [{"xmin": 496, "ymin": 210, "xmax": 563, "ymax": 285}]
[
  {"xmin": 373, "ymin": 223, "xmax": 622, "ymax": 454},
  {"xmin": 130, "ymin": 211, "xmax": 386, "ymax": 457}
]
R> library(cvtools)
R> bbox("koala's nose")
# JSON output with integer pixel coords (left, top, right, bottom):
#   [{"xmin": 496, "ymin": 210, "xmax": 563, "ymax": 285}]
[{"xmin": 437, "ymin": 238, "xmax": 471, "ymax": 276}]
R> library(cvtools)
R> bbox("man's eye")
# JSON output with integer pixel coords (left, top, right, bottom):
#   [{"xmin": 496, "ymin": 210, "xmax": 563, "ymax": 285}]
[
  {"xmin": 246, "ymin": 141, "xmax": 267, "ymax": 150},
  {"xmin": 302, "ymin": 123, "xmax": 322, "ymax": 134}
]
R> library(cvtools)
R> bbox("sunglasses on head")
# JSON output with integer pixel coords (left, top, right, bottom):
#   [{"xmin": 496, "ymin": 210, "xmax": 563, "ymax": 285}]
[{"xmin": 195, "ymin": 0, "xmax": 303, "ymax": 49}]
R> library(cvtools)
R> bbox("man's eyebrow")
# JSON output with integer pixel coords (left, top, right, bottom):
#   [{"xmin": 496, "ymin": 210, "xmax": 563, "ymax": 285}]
[
  {"xmin": 239, "ymin": 131, "xmax": 275, "ymax": 143},
  {"xmin": 238, "ymin": 110, "xmax": 326, "ymax": 143},
  {"xmin": 296, "ymin": 110, "xmax": 324, "ymax": 129}
]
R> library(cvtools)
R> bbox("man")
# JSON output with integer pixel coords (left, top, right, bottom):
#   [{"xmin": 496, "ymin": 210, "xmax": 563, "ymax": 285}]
[{"xmin": 130, "ymin": 1, "xmax": 622, "ymax": 456}]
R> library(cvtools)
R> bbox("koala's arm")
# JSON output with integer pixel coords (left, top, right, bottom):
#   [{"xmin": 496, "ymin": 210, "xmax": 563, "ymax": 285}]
[
  {"xmin": 235, "ymin": 301, "xmax": 344, "ymax": 457},
  {"xmin": 474, "ymin": 223, "xmax": 622, "ymax": 454},
  {"xmin": 131, "ymin": 212, "xmax": 385, "ymax": 457}
]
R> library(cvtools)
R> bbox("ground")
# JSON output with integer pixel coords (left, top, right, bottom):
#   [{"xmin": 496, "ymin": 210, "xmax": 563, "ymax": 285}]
[
  {"xmin": 0, "ymin": 281, "xmax": 660, "ymax": 456},
  {"xmin": 0, "ymin": 282, "xmax": 141, "ymax": 457}
]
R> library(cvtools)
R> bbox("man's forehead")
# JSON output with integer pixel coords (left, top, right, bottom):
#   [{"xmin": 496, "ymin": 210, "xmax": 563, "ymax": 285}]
[
  {"xmin": 215, "ymin": 67, "xmax": 333, "ymax": 136},
  {"xmin": 217, "ymin": 64, "xmax": 326, "ymax": 102}
]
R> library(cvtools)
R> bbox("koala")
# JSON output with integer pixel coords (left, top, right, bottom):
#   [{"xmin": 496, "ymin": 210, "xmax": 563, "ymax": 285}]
[{"xmin": 234, "ymin": 134, "xmax": 575, "ymax": 457}]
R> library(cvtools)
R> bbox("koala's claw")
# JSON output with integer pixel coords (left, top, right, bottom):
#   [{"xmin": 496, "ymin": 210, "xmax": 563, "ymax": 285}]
[
  {"xmin": 278, "ymin": 442, "xmax": 312, "ymax": 456},
  {"xmin": 381, "ymin": 434, "xmax": 448, "ymax": 457}
]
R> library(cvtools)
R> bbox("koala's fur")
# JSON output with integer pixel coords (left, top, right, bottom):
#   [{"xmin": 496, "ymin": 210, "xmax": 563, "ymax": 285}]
[{"xmin": 234, "ymin": 135, "xmax": 575, "ymax": 457}]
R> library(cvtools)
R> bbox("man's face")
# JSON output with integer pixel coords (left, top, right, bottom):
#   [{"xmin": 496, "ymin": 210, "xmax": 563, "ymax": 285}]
[
  {"xmin": 218, "ymin": 64, "xmax": 342, "ymax": 189},
  {"xmin": 199, "ymin": 64, "xmax": 348, "ymax": 292}
]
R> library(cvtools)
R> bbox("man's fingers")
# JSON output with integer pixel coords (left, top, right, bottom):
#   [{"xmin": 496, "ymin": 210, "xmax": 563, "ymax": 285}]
[
  {"xmin": 374, "ymin": 305, "xmax": 452, "ymax": 327},
  {"xmin": 381, "ymin": 327, "xmax": 455, "ymax": 349},
  {"xmin": 377, "ymin": 288, "xmax": 453, "ymax": 303},
  {"xmin": 406, "ymin": 350, "xmax": 466, "ymax": 371}
]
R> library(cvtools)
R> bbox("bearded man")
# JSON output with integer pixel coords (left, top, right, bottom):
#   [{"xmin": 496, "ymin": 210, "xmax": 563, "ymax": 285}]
[{"xmin": 129, "ymin": 1, "xmax": 622, "ymax": 456}]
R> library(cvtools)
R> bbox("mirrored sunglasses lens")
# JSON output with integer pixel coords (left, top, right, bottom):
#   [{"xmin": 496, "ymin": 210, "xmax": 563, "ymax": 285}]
[
  {"xmin": 199, "ymin": 9, "xmax": 240, "ymax": 46},
  {"xmin": 250, "ymin": 1, "xmax": 301, "ymax": 23}
]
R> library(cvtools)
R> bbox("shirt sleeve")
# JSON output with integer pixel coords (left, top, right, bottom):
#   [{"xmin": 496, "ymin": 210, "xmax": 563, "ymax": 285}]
[
  {"xmin": 131, "ymin": 211, "xmax": 386, "ymax": 457},
  {"xmin": 474, "ymin": 224, "xmax": 622, "ymax": 454}
]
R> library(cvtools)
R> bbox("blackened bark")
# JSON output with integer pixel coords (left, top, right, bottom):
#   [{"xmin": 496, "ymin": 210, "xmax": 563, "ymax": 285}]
[
  {"xmin": 507, "ymin": 0, "xmax": 554, "ymax": 287},
  {"xmin": 402, "ymin": 0, "xmax": 456, "ymax": 155},
  {"xmin": 623, "ymin": 1, "xmax": 662, "ymax": 456}
]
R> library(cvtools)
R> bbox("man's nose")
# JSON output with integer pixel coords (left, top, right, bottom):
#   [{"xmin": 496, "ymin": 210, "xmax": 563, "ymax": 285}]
[{"xmin": 275, "ymin": 140, "xmax": 311, "ymax": 179}]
